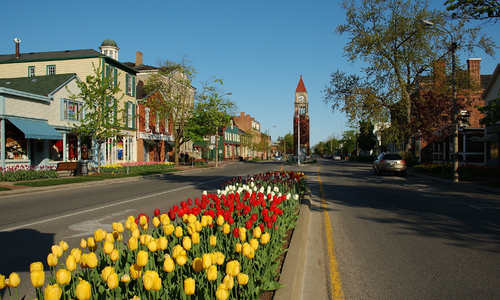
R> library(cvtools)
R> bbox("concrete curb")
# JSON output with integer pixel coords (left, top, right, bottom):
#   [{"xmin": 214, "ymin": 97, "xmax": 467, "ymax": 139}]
[{"xmin": 274, "ymin": 190, "xmax": 311, "ymax": 300}]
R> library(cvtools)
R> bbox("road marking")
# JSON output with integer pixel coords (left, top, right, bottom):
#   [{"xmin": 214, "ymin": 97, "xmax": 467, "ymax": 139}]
[
  {"xmin": 0, "ymin": 178, "xmax": 222, "ymax": 232},
  {"xmin": 470, "ymin": 205, "xmax": 500, "ymax": 210},
  {"xmin": 318, "ymin": 164, "xmax": 345, "ymax": 299},
  {"xmin": 66, "ymin": 209, "xmax": 135, "ymax": 238}
]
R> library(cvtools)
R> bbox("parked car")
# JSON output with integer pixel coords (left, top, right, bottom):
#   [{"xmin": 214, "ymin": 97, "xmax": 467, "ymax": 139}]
[
  {"xmin": 274, "ymin": 155, "xmax": 282, "ymax": 161},
  {"xmin": 333, "ymin": 155, "xmax": 341, "ymax": 161},
  {"xmin": 372, "ymin": 152, "xmax": 406, "ymax": 176}
]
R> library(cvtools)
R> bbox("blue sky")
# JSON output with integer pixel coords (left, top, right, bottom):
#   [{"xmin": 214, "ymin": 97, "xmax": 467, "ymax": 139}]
[{"xmin": 1, "ymin": 0, "xmax": 498, "ymax": 147}]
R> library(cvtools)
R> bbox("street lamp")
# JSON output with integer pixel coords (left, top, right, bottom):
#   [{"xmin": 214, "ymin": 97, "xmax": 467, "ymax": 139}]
[{"xmin": 422, "ymin": 19, "xmax": 459, "ymax": 183}]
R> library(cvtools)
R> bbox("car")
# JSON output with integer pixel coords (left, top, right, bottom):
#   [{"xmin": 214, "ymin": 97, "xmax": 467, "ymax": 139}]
[
  {"xmin": 372, "ymin": 152, "xmax": 407, "ymax": 176},
  {"xmin": 274, "ymin": 155, "xmax": 282, "ymax": 161},
  {"xmin": 333, "ymin": 155, "xmax": 341, "ymax": 160}
]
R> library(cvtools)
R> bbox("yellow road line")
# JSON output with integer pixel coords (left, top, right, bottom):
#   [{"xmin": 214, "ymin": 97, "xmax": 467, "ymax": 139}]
[{"xmin": 318, "ymin": 164, "xmax": 345, "ymax": 299}]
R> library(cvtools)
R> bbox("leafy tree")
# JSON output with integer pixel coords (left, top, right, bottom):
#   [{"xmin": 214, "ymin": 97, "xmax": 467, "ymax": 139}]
[
  {"xmin": 477, "ymin": 92, "xmax": 500, "ymax": 126},
  {"xmin": 358, "ymin": 120, "xmax": 377, "ymax": 152},
  {"xmin": 276, "ymin": 133, "xmax": 294, "ymax": 155},
  {"xmin": 69, "ymin": 62, "xmax": 124, "ymax": 172},
  {"xmin": 324, "ymin": 0, "xmax": 496, "ymax": 150},
  {"xmin": 445, "ymin": 0, "xmax": 500, "ymax": 21},
  {"xmin": 340, "ymin": 130, "xmax": 356, "ymax": 155}
]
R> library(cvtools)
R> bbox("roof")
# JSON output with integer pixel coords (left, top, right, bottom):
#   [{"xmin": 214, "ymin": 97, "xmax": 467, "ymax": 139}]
[
  {"xmin": 123, "ymin": 62, "xmax": 158, "ymax": 71},
  {"xmin": 482, "ymin": 64, "xmax": 500, "ymax": 99},
  {"xmin": 296, "ymin": 75, "xmax": 307, "ymax": 92},
  {"xmin": 0, "ymin": 73, "xmax": 77, "ymax": 96},
  {"xmin": 101, "ymin": 39, "xmax": 118, "ymax": 47},
  {"xmin": 0, "ymin": 49, "xmax": 138, "ymax": 74}
]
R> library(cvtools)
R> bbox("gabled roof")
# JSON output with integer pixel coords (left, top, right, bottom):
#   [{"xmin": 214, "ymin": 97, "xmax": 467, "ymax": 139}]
[
  {"xmin": 482, "ymin": 64, "xmax": 500, "ymax": 99},
  {"xmin": 0, "ymin": 73, "xmax": 78, "ymax": 96},
  {"xmin": 296, "ymin": 75, "xmax": 307, "ymax": 93},
  {"xmin": 0, "ymin": 49, "xmax": 138, "ymax": 74}
]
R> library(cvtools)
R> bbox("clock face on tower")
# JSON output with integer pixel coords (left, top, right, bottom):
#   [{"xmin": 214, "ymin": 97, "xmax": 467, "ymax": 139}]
[{"xmin": 298, "ymin": 96, "xmax": 304, "ymax": 102}]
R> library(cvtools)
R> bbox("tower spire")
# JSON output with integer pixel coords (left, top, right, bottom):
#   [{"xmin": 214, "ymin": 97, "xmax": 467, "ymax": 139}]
[{"xmin": 296, "ymin": 75, "xmax": 307, "ymax": 92}]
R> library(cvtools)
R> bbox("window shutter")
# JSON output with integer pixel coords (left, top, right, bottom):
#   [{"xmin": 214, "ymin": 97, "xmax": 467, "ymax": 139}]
[
  {"xmin": 132, "ymin": 76, "xmax": 136, "ymax": 97},
  {"xmin": 126, "ymin": 74, "xmax": 129, "ymax": 95},
  {"xmin": 113, "ymin": 68, "xmax": 118, "ymax": 87}
]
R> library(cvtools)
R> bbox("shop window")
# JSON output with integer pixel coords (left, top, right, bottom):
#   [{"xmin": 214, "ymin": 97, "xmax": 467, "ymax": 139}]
[
  {"xmin": 5, "ymin": 137, "xmax": 27, "ymax": 160},
  {"xmin": 62, "ymin": 99, "xmax": 84, "ymax": 121}
]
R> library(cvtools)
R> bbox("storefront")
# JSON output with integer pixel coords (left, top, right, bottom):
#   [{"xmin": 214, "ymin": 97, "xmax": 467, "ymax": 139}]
[{"xmin": 138, "ymin": 132, "xmax": 172, "ymax": 162}]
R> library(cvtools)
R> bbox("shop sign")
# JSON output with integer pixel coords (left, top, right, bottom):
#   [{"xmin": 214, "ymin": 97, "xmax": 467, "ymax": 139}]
[{"xmin": 139, "ymin": 132, "xmax": 172, "ymax": 141}]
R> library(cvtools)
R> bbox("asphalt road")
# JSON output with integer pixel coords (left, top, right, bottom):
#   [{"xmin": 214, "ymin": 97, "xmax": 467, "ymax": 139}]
[
  {"xmin": 0, "ymin": 161, "xmax": 282, "ymax": 299},
  {"xmin": 299, "ymin": 159, "xmax": 500, "ymax": 300}
]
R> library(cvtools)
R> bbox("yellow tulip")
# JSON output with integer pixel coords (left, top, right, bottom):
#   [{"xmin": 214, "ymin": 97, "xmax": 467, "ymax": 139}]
[
  {"xmin": 223, "ymin": 274, "xmax": 234, "ymax": 289},
  {"xmin": 129, "ymin": 263, "xmax": 142, "ymax": 279},
  {"xmin": 0, "ymin": 274, "xmax": 5, "ymax": 289},
  {"xmin": 51, "ymin": 245, "xmax": 63, "ymax": 258},
  {"xmin": 125, "ymin": 218, "xmax": 133, "ymax": 230},
  {"xmin": 136, "ymin": 250, "xmax": 148, "ymax": 267},
  {"xmin": 202, "ymin": 253, "xmax": 212, "ymax": 269},
  {"xmin": 112, "ymin": 222, "xmax": 124, "ymax": 233},
  {"xmin": 153, "ymin": 217, "xmax": 161, "ymax": 228},
  {"xmin": 158, "ymin": 236, "xmax": 168, "ymax": 250},
  {"xmin": 94, "ymin": 229, "xmax": 104, "ymax": 242},
  {"xmin": 253, "ymin": 227, "xmax": 262, "ymax": 239},
  {"xmin": 186, "ymin": 223, "xmax": 195, "ymax": 235},
  {"xmin": 195, "ymin": 220, "xmax": 202, "ymax": 232},
  {"xmin": 71, "ymin": 248, "xmax": 82, "ymax": 263},
  {"xmin": 242, "ymin": 243, "xmax": 254, "ymax": 259},
  {"xmin": 103, "ymin": 240, "xmax": 114, "ymax": 254},
  {"xmin": 140, "ymin": 234, "xmax": 150, "ymax": 245},
  {"xmin": 176, "ymin": 254, "xmax": 188, "ymax": 266},
  {"xmin": 80, "ymin": 238, "xmax": 87, "ymax": 249},
  {"xmin": 107, "ymin": 272, "xmax": 119, "ymax": 290},
  {"xmin": 260, "ymin": 232, "xmax": 270, "ymax": 245},
  {"xmin": 56, "ymin": 269, "xmax": 71, "ymax": 285},
  {"xmin": 131, "ymin": 228, "xmax": 140, "ymax": 239},
  {"xmin": 139, "ymin": 215, "xmax": 148, "ymax": 228},
  {"xmin": 75, "ymin": 279, "xmax": 91, "ymax": 300},
  {"xmin": 184, "ymin": 277, "xmax": 196, "ymax": 295},
  {"xmin": 216, "ymin": 215, "xmax": 224, "ymax": 226},
  {"xmin": 128, "ymin": 237, "xmax": 138, "ymax": 251},
  {"xmin": 250, "ymin": 239, "xmax": 259, "ymax": 251},
  {"xmin": 130, "ymin": 222, "xmax": 139, "ymax": 233},
  {"xmin": 101, "ymin": 266, "xmax": 114, "ymax": 282},
  {"xmin": 59, "ymin": 240, "xmax": 69, "ymax": 251},
  {"xmin": 8, "ymin": 272, "xmax": 20, "ymax": 288},
  {"xmin": 182, "ymin": 214, "xmax": 189, "ymax": 223},
  {"xmin": 105, "ymin": 232, "xmax": 115, "ymax": 243},
  {"xmin": 121, "ymin": 274, "xmax": 131, "ymax": 283},
  {"xmin": 206, "ymin": 265, "xmax": 218, "ymax": 281},
  {"xmin": 110, "ymin": 249, "xmax": 120, "ymax": 262},
  {"xmin": 87, "ymin": 237, "xmax": 96, "ymax": 249},
  {"xmin": 160, "ymin": 214, "xmax": 170, "ymax": 226},
  {"xmin": 163, "ymin": 257, "xmax": 175, "ymax": 273},
  {"xmin": 147, "ymin": 239, "xmax": 158, "ymax": 252},
  {"xmin": 192, "ymin": 257, "xmax": 203, "ymax": 272},
  {"xmin": 237, "ymin": 273, "xmax": 249, "ymax": 285},
  {"xmin": 216, "ymin": 284, "xmax": 230, "ymax": 300},
  {"xmin": 239, "ymin": 232, "xmax": 247, "ymax": 242},
  {"xmin": 66, "ymin": 255, "xmax": 77, "ymax": 272},
  {"xmin": 80, "ymin": 254, "xmax": 88, "ymax": 268},
  {"xmin": 222, "ymin": 223, "xmax": 230, "ymax": 235},
  {"xmin": 182, "ymin": 236, "xmax": 192, "ymax": 250},
  {"xmin": 192, "ymin": 232, "xmax": 200, "ymax": 244},
  {"xmin": 214, "ymin": 252, "xmax": 225, "ymax": 265},
  {"xmin": 172, "ymin": 244, "xmax": 185, "ymax": 259},
  {"xmin": 235, "ymin": 243, "xmax": 242, "ymax": 253},
  {"xmin": 175, "ymin": 226, "xmax": 183, "ymax": 238},
  {"xmin": 30, "ymin": 261, "xmax": 44, "ymax": 273},
  {"xmin": 142, "ymin": 270, "xmax": 160, "ymax": 291},
  {"xmin": 47, "ymin": 253, "xmax": 58, "ymax": 267},
  {"xmin": 44, "ymin": 283, "xmax": 62, "ymax": 300},
  {"xmin": 86, "ymin": 252, "xmax": 98, "ymax": 268},
  {"xmin": 163, "ymin": 224, "xmax": 174, "ymax": 235},
  {"xmin": 226, "ymin": 260, "xmax": 241, "ymax": 276},
  {"xmin": 188, "ymin": 214, "xmax": 196, "ymax": 224},
  {"xmin": 30, "ymin": 270, "xmax": 45, "ymax": 288},
  {"xmin": 201, "ymin": 215, "xmax": 208, "ymax": 227},
  {"xmin": 210, "ymin": 235, "xmax": 217, "ymax": 246},
  {"xmin": 153, "ymin": 276, "xmax": 162, "ymax": 291},
  {"xmin": 207, "ymin": 215, "xmax": 213, "ymax": 226}
]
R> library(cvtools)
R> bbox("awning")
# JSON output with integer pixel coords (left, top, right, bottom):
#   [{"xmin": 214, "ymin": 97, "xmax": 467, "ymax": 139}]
[
  {"xmin": 478, "ymin": 133, "xmax": 499, "ymax": 142},
  {"xmin": 143, "ymin": 139, "xmax": 157, "ymax": 146},
  {"xmin": 8, "ymin": 118, "xmax": 62, "ymax": 140}
]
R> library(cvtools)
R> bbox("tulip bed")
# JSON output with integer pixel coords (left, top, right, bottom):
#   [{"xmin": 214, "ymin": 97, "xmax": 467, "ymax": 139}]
[
  {"xmin": 0, "ymin": 171, "xmax": 307, "ymax": 300},
  {"xmin": 0, "ymin": 165, "xmax": 58, "ymax": 182},
  {"xmin": 100, "ymin": 162, "xmax": 175, "ymax": 173}
]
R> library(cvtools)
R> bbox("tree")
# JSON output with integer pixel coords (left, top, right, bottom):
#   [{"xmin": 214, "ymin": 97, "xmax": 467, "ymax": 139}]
[
  {"xmin": 276, "ymin": 133, "xmax": 294, "ymax": 155},
  {"xmin": 324, "ymin": 0, "xmax": 496, "ymax": 150},
  {"xmin": 477, "ymin": 91, "xmax": 500, "ymax": 126},
  {"xmin": 340, "ymin": 130, "xmax": 357, "ymax": 156},
  {"xmin": 69, "ymin": 62, "xmax": 124, "ymax": 172},
  {"xmin": 358, "ymin": 120, "xmax": 377, "ymax": 152},
  {"xmin": 445, "ymin": 0, "xmax": 500, "ymax": 21}
]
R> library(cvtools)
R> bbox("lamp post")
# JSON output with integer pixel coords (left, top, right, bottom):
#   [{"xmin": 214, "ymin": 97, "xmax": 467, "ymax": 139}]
[
  {"xmin": 423, "ymin": 19, "xmax": 459, "ymax": 182},
  {"xmin": 215, "ymin": 92, "xmax": 232, "ymax": 168}
]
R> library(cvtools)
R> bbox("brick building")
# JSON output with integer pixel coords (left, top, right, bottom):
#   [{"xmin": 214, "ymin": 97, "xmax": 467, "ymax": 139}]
[
  {"xmin": 293, "ymin": 75, "xmax": 310, "ymax": 157},
  {"xmin": 232, "ymin": 112, "xmax": 262, "ymax": 159}
]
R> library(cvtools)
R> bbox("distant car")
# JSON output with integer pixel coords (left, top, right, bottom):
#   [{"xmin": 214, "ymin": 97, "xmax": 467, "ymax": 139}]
[
  {"xmin": 333, "ymin": 155, "xmax": 341, "ymax": 160},
  {"xmin": 372, "ymin": 152, "xmax": 407, "ymax": 176},
  {"xmin": 274, "ymin": 156, "xmax": 282, "ymax": 161}
]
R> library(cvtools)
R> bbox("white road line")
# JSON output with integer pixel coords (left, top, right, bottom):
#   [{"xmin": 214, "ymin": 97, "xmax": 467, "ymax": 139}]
[{"xmin": 1, "ymin": 178, "xmax": 222, "ymax": 232}]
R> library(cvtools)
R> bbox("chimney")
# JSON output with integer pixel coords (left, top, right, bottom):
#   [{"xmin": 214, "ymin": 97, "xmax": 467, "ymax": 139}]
[
  {"xmin": 467, "ymin": 58, "xmax": 481, "ymax": 86},
  {"xmin": 14, "ymin": 38, "xmax": 21, "ymax": 59},
  {"xmin": 135, "ymin": 51, "xmax": 143, "ymax": 67}
]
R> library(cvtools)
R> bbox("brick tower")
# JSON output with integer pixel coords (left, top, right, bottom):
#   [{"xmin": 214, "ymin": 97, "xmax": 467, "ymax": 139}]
[{"xmin": 293, "ymin": 75, "xmax": 310, "ymax": 158}]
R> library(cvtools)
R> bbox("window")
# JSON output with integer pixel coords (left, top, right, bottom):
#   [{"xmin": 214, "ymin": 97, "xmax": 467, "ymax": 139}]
[
  {"xmin": 126, "ymin": 102, "xmax": 134, "ymax": 128},
  {"xmin": 155, "ymin": 112, "xmax": 160, "ymax": 132},
  {"xmin": 28, "ymin": 66, "xmax": 35, "ymax": 77},
  {"xmin": 105, "ymin": 65, "xmax": 117, "ymax": 88},
  {"xmin": 47, "ymin": 65, "xmax": 56, "ymax": 75},
  {"xmin": 62, "ymin": 99, "xmax": 84, "ymax": 121},
  {"xmin": 145, "ymin": 108, "xmax": 150, "ymax": 131},
  {"xmin": 126, "ymin": 74, "xmax": 135, "ymax": 96}
]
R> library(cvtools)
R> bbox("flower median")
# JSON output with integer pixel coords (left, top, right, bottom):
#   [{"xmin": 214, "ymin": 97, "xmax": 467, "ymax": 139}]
[
  {"xmin": 100, "ymin": 162, "xmax": 175, "ymax": 174},
  {"xmin": 0, "ymin": 171, "xmax": 307, "ymax": 300}
]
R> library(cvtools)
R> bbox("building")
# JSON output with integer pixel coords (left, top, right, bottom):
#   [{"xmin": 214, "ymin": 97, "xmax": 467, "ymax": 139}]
[
  {"xmin": 293, "ymin": 75, "xmax": 310, "ymax": 158},
  {"xmin": 232, "ymin": 112, "xmax": 262, "ymax": 159},
  {"xmin": 0, "ymin": 39, "xmax": 138, "ymax": 168},
  {"xmin": 0, "ymin": 74, "xmax": 82, "ymax": 169},
  {"xmin": 480, "ymin": 63, "xmax": 500, "ymax": 166}
]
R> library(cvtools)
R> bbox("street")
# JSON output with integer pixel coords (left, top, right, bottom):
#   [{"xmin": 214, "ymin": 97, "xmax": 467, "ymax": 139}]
[{"xmin": 1, "ymin": 159, "xmax": 500, "ymax": 299}]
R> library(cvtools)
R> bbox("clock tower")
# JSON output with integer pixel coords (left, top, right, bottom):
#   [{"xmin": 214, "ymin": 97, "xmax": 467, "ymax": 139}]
[{"xmin": 293, "ymin": 75, "xmax": 310, "ymax": 158}]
